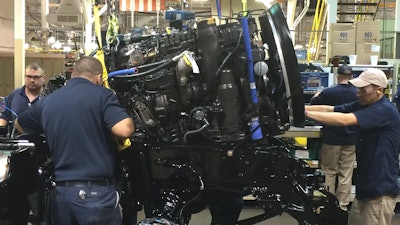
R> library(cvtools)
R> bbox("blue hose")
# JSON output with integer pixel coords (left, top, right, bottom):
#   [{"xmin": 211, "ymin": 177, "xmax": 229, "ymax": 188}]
[
  {"xmin": 216, "ymin": 0, "xmax": 223, "ymax": 19},
  {"xmin": 3, "ymin": 105, "xmax": 18, "ymax": 118},
  {"xmin": 108, "ymin": 68, "xmax": 138, "ymax": 77},
  {"xmin": 241, "ymin": 17, "xmax": 263, "ymax": 140},
  {"xmin": 242, "ymin": 17, "xmax": 258, "ymax": 104}
]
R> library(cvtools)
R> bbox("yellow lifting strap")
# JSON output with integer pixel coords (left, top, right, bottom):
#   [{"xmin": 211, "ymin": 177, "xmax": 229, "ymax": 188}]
[
  {"xmin": 242, "ymin": 0, "xmax": 247, "ymax": 15},
  {"xmin": 93, "ymin": 5, "xmax": 110, "ymax": 88},
  {"xmin": 107, "ymin": 14, "xmax": 119, "ymax": 44},
  {"xmin": 93, "ymin": 2, "xmax": 131, "ymax": 150}
]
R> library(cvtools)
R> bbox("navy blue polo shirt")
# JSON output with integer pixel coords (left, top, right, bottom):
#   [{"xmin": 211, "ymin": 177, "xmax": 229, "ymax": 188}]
[
  {"xmin": 310, "ymin": 84, "xmax": 358, "ymax": 145},
  {"xmin": 335, "ymin": 98, "xmax": 400, "ymax": 199},
  {"xmin": 17, "ymin": 78, "xmax": 130, "ymax": 181},
  {"xmin": 0, "ymin": 86, "xmax": 40, "ymax": 122}
]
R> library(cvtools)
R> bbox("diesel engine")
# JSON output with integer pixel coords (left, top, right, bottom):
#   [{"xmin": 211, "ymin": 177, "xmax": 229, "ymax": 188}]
[{"xmin": 104, "ymin": 4, "xmax": 340, "ymax": 225}]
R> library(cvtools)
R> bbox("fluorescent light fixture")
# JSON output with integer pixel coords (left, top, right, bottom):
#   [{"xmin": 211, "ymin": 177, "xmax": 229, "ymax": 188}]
[
  {"xmin": 63, "ymin": 46, "xmax": 72, "ymax": 52},
  {"xmin": 48, "ymin": 36, "xmax": 56, "ymax": 44},
  {"xmin": 53, "ymin": 40, "xmax": 62, "ymax": 49},
  {"xmin": 255, "ymin": 0, "xmax": 273, "ymax": 8},
  {"xmin": 294, "ymin": 44, "xmax": 304, "ymax": 50},
  {"xmin": 90, "ymin": 41, "xmax": 98, "ymax": 50}
]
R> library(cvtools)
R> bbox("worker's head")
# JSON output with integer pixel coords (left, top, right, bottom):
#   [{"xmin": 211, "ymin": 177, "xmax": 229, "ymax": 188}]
[
  {"xmin": 349, "ymin": 68, "xmax": 388, "ymax": 105},
  {"xmin": 336, "ymin": 64, "xmax": 353, "ymax": 81},
  {"xmin": 25, "ymin": 63, "xmax": 45, "ymax": 91},
  {"xmin": 71, "ymin": 56, "xmax": 103, "ymax": 85}
]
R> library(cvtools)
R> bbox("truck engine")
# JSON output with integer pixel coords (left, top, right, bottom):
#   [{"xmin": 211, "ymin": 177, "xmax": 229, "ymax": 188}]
[{"xmin": 103, "ymin": 3, "xmax": 341, "ymax": 225}]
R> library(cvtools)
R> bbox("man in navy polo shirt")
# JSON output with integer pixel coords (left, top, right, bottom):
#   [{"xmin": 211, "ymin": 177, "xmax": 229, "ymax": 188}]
[
  {"xmin": 15, "ymin": 56, "xmax": 134, "ymax": 225},
  {"xmin": 0, "ymin": 63, "xmax": 46, "ymax": 224},
  {"xmin": 0, "ymin": 63, "xmax": 45, "ymax": 133},
  {"xmin": 310, "ymin": 64, "xmax": 358, "ymax": 214},
  {"xmin": 305, "ymin": 68, "xmax": 400, "ymax": 225}
]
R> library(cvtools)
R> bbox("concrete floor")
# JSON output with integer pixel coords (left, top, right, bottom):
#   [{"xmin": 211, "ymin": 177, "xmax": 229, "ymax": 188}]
[{"xmin": 138, "ymin": 205, "xmax": 400, "ymax": 225}]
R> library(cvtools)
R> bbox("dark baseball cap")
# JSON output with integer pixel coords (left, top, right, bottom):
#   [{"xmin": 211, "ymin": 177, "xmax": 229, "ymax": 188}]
[{"xmin": 337, "ymin": 64, "xmax": 353, "ymax": 75}]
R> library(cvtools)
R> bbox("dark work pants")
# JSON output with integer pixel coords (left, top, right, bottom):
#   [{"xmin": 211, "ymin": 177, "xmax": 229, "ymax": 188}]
[{"xmin": 52, "ymin": 185, "xmax": 121, "ymax": 225}]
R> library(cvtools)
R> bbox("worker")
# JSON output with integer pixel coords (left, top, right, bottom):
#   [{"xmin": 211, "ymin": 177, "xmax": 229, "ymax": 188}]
[
  {"xmin": 0, "ymin": 62, "xmax": 46, "ymax": 224},
  {"xmin": 309, "ymin": 64, "xmax": 358, "ymax": 213},
  {"xmin": 305, "ymin": 68, "xmax": 400, "ymax": 225},
  {"xmin": 15, "ymin": 56, "xmax": 134, "ymax": 225},
  {"xmin": 0, "ymin": 63, "xmax": 45, "ymax": 135}
]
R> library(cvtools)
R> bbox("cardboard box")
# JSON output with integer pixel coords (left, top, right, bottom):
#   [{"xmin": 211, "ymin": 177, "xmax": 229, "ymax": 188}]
[
  {"xmin": 329, "ymin": 23, "xmax": 356, "ymax": 43},
  {"xmin": 328, "ymin": 43, "xmax": 356, "ymax": 58},
  {"xmin": 355, "ymin": 21, "xmax": 380, "ymax": 43},
  {"xmin": 0, "ymin": 19, "xmax": 14, "ymax": 50},
  {"xmin": 355, "ymin": 43, "xmax": 381, "ymax": 64}
]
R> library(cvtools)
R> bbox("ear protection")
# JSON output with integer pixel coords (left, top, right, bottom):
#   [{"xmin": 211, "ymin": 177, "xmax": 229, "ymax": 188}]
[{"xmin": 377, "ymin": 90, "xmax": 381, "ymax": 94}]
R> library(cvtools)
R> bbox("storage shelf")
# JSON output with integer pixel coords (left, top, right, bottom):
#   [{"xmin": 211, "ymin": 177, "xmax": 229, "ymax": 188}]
[
  {"xmin": 279, "ymin": 126, "xmax": 322, "ymax": 138},
  {"xmin": 349, "ymin": 64, "xmax": 394, "ymax": 71}
]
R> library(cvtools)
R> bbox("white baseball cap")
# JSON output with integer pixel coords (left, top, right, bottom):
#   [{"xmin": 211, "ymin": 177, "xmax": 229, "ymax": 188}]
[{"xmin": 349, "ymin": 68, "xmax": 388, "ymax": 88}]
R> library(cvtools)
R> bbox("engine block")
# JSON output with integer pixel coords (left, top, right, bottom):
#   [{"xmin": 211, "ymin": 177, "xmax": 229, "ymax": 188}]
[{"xmin": 105, "ymin": 3, "xmax": 340, "ymax": 225}]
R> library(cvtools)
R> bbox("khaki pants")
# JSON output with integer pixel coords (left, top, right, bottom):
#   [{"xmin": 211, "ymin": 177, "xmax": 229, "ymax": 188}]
[
  {"xmin": 348, "ymin": 196, "xmax": 397, "ymax": 225},
  {"xmin": 320, "ymin": 144, "xmax": 356, "ymax": 211}
]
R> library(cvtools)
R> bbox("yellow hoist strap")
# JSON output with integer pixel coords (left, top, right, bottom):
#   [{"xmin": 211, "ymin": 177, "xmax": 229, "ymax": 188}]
[
  {"xmin": 106, "ymin": 15, "xmax": 119, "ymax": 44},
  {"xmin": 242, "ymin": 0, "xmax": 247, "ymax": 15},
  {"xmin": 94, "ymin": 3, "xmax": 131, "ymax": 150},
  {"xmin": 93, "ymin": 5, "xmax": 110, "ymax": 88}
]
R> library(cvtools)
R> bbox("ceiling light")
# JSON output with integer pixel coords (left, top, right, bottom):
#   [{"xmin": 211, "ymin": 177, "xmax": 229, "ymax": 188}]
[
  {"xmin": 63, "ymin": 46, "xmax": 72, "ymax": 52},
  {"xmin": 255, "ymin": 0, "xmax": 273, "ymax": 8},
  {"xmin": 48, "ymin": 36, "xmax": 56, "ymax": 44},
  {"xmin": 53, "ymin": 40, "xmax": 62, "ymax": 49}
]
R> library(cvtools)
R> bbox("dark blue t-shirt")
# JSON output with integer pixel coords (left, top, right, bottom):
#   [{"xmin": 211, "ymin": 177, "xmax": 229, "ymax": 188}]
[
  {"xmin": 17, "ymin": 78, "xmax": 130, "ymax": 181},
  {"xmin": 335, "ymin": 98, "xmax": 400, "ymax": 199},
  {"xmin": 0, "ymin": 86, "xmax": 40, "ymax": 122},
  {"xmin": 310, "ymin": 84, "xmax": 358, "ymax": 145}
]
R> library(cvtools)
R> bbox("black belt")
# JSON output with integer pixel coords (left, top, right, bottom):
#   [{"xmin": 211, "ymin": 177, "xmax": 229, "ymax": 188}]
[{"xmin": 56, "ymin": 179, "xmax": 114, "ymax": 187}]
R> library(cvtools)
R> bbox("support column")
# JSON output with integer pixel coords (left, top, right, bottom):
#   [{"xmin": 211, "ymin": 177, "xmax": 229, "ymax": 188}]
[
  {"xmin": 325, "ymin": 0, "xmax": 337, "ymax": 24},
  {"xmin": 325, "ymin": 0, "xmax": 338, "ymax": 64},
  {"xmin": 395, "ymin": 0, "xmax": 400, "ymax": 58},
  {"xmin": 82, "ymin": 0, "xmax": 93, "ymax": 55},
  {"xmin": 41, "ymin": 0, "xmax": 49, "ymax": 32},
  {"xmin": 287, "ymin": 0, "xmax": 297, "ymax": 43},
  {"xmin": 14, "ymin": 0, "xmax": 25, "ymax": 88},
  {"xmin": 325, "ymin": 0, "xmax": 338, "ymax": 43}
]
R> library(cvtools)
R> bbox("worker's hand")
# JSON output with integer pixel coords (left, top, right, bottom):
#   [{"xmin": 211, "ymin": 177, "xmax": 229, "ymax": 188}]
[
  {"xmin": 313, "ymin": 87, "xmax": 324, "ymax": 98},
  {"xmin": 313, "ymin": 91, "xmax": 321, "ymax": 98}
]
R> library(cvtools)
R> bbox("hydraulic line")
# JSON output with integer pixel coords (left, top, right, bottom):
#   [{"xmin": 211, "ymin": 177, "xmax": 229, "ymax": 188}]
[{"xmin": 241, "ymin": 16, "xmax": 263, "ymax": 141}]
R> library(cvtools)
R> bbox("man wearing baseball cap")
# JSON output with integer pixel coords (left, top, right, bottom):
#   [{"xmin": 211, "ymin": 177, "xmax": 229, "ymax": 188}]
[
  {"xmin": 309, "ymin": 64, "xmax": 358, "ymax": 218},
  {"xmin": 305, "ymin": 68, "xmax": 400, "ymax": 225}
]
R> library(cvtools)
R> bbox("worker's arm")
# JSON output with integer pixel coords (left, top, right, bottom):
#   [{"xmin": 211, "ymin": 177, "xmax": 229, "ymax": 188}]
[
  {"xmin": 111, "ymin": 117, "xmax": 134, "ymax": 140},
  {"xmin": 14, "ymin": 118, "xmax": 26, "ymax": 134},
  {"xmin": 305, "ymin": 105, "xmax": 334, "ymax": 112},
  {"xmin": 305, "ymin": 110, "xmax": 358, "ymax": 126},
  {"xmin": 0, "ymin": 118, "xmax": 8, "ymax": 126}
]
